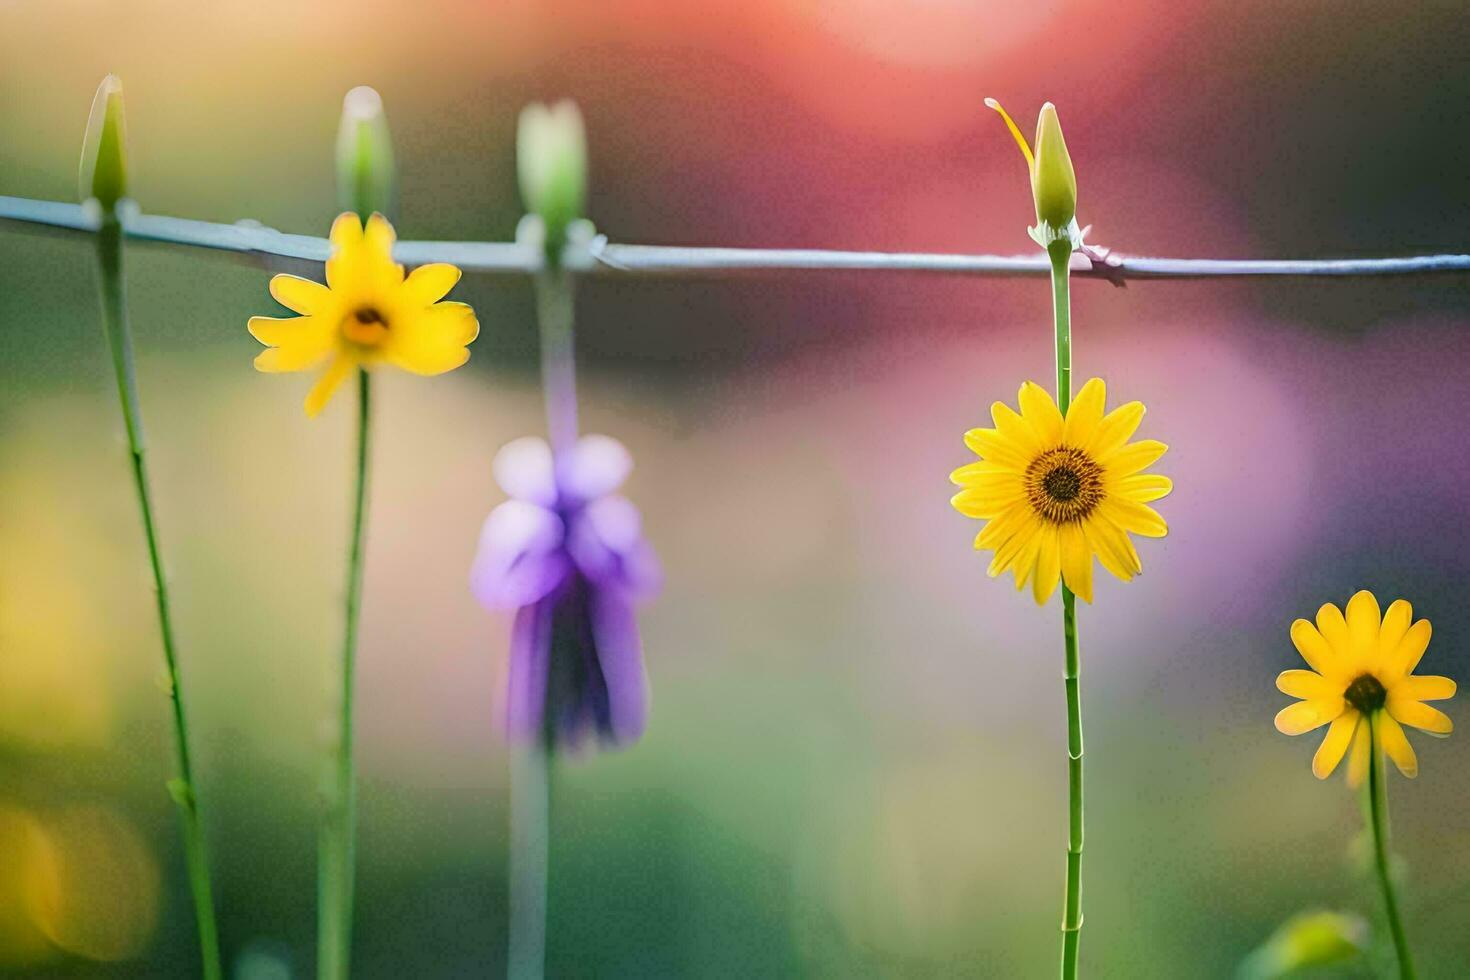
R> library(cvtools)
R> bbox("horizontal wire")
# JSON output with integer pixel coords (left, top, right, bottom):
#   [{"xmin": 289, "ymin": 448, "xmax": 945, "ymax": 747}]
[{"xmin": 4, "ymin": 194, "xmax": 1470, "ymax": 283}]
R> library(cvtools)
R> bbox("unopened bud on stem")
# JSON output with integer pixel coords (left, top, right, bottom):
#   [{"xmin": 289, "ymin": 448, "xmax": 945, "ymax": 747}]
[
  {"xmin": 336, "ymin": 86, "xmax": 396, "ymax": 221},
  {"xmin": 518, "ymin": 100, "xmax": 587, "ymax": 267},
  {"xmin": 985, "ymin": 98, "xmax": 1082, "ymax": 250},
  {"xmin": 80, "ymin": 74, "xmax": 128, "ymax": 214}
]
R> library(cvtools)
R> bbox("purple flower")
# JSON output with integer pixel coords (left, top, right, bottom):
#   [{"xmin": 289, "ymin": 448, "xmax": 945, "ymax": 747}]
[{"xmin": 471, "ymin": 434, "xmax": 661, "ymax": 750}]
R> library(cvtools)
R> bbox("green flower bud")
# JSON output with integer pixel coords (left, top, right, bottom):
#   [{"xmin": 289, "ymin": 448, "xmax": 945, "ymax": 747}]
[
  {"xmin": 79, "ymin": 74, "xmax": 127, "ymax": 213},
  {"xmin": 1237, "ymin": 910, "xmax": 1368, "ymax": 979},
  {"xmin": 517, "ymin": 100, "xmax": 587, "ymax": 265},
  {"xmin": 336, "ymin": 86, "xmax": 396, "ymax": 221},
  {"xmin": 985, "ymin": 98, "xmax": 1082, "ymax": 250},
  {"xmin": 1032, "ymin": 103, "xmax": 1076, "ymax": 232}
]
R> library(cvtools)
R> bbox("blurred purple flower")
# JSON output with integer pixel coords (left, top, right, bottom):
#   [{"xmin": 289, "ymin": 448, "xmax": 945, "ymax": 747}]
[{"xmin": 471, "ymin": 434, "xmax": 661, "ymax": 750}]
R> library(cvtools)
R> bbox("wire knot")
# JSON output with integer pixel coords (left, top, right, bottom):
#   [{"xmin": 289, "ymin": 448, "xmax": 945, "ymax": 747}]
[{"xmin": 1080, "ymin": 241, "xmax": 1127, "ymax": 288}]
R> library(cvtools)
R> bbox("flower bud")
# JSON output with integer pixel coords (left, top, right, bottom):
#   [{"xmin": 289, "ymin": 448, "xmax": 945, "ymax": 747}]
[
  {"xmin": 336, "ymin": 86, "xmax": 396, "ymax": 221},
  {"xmin": 1237, "ymin": 910, "xmax": 1368, "ymax": 979},
  {"xmin": 985, "ymin": 97, "xmax": 1082, "ymax": 249},
  {"xmin": 1031, "ymin": 103, "xmax": 1076, "ymax": 232},
  {"xmin": 517, "ymin": 100, "xmax": 587, "ymax": 265},
  {"xmin": 79, "ymin": 75, "xmax": 127, "ymax": 213}
]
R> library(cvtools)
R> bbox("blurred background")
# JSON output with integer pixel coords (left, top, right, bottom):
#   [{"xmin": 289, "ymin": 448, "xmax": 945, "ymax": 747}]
[{"xmin": 3, "ymin": 0, "xmax": 1470, "ymax": 976}]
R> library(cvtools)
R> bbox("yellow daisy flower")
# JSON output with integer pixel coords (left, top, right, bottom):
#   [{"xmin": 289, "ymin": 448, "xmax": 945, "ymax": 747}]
[
  {"xmin": 248, "ymin": 212, "xmax": 479, "ymax": 416},
  {"xmin": 1276, "ymin": 590, "xmax": 1456, "ymax": 785},
  {"xmin": 949, "ymin": 378, "xmax": 1170, "ymax": 605}
]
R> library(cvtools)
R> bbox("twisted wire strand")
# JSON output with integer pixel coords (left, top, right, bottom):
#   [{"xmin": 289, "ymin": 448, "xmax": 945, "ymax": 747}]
[{"xmin": 4, "ymin": 194, "xmax": 1470, "ymax": 282}]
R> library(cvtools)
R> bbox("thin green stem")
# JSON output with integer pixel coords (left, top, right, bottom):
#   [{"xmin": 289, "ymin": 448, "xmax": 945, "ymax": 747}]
[
  {"xmin": 94, "ymin": 217, "xmax": 222, "ymax": 980},
  {"xmin": 1049, "ymin": 242, "xmax": 1073, "ymax": 414},
  {"xmin": 505, "ymin": 266, "xmax": 577, "ymax": 980},
  {"xmin": 1367, "ymin": 713, "xmax": 1416, "ymax": 980},
  {"xmin": 1050, "ymin": 241, "xmax": 1082, "ymax": 980},
  {"xmin": 319, "ymin": 369, "xmax": 371, "ymax": 980},
  {"xmin": 1060, "ymin": 585, "xmax": 1083, "ymax": 980},
  {"xmin": 509, "ymin": 741, "xmax": 550, "ymax": 980},
  {"xmin": 533, "ymin": 266, "xmax": 578, "ymax": 454}
]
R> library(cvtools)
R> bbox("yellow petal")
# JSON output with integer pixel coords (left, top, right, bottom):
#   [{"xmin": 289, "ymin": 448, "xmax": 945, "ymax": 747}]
[
  {"xmin": 1017, "ymin": 381, "xmax": 1063, "ymax": 444},
  {"xmin": 987, "ymin": 517, "xmax": 1039, "ymax": 578},
  {"xmin": 248, "ymin": 313, "xmax": 328, "ymax": 350},
  {"xmin": 1386, "ymin": 696, "xmax": 1452, "ymax": 736},
  {"xmin": 329, "ymin": 211, "xmax": 364, "ymax": 249},
  {"xmin": 248, "ymin": 315, "xmax": 335, "ymax": 373},
  {"xmin": 1289, "ymin": 619, "xmax": 1339, "ymax": 677},
  {"xmin": 1312, "ymin": 710, "xmax": 1358, "ymax": 779},
  {"xmin": 1346, "ymin": 718, "xmax": 1372, "ymax": 788},
  {"xmin": 385, "ymin": 304, "xmax": 479, "ymax": 377},
  {"xmin": 975, "ymin": 504, "xmax": 1035, "ymax": 552},
  {"xmin": 1274, "ymin": 698, "xmax": 1344, "ymax": 736},
  {"xmin": 951, "ymin": 460, "xmax": 1008, "ymax": 481},
  {"xmin": 1376, "ymin": 599, "xmax": 1413, "ymax": 666},
  {"xmin": 1098, "ymin": 498, "xmax": 1167, "ymax": 538},
  {"xmin": 269, "ymin": 274, "xmax": 335, "ymax": 316},
  {"xmin": 1314, "ymin": 603, "xmax": 1351, "ymax": 661},
  {"xmin": 1276, "ymin": 669, "xmax": 1338, "ymax": 700},
  {"xmin": 1344, "ymin": 590, "xmax": 1381, "ymax": 666},
  {"xmin": 1116, "ymin": 473, "xmax": 1172, "ymax": 503},
  {"xmin": 1103, "ymin": 439, "xmax": 1167, "ymax": 477},
  {"xmin": 1344, "ymin": 591, "xmax": 1380, "ymax": 630},
  {"xmin": 952, "ymin": 487, "xmax": 1015, "ymax": 519},
  {"xmin": 254, "ymin": 342, "xmax": 332, "ymax": 373},
  {"xmin": 389, "ymin": 344, "xmax": 469, "ymax": 377},
  {"xmin": 963, "ymin": 427, "xmax": 1032, "ymax": 472},
  {"xmin": 363, "ymin": 212, "xmax": 396, "ymax": 255},
  {"xmin": 984, "ymin": 98, "xmax": 1035, "ymax": 169},
  {"xmin": 950, "ymin": 462, "xmax": 1021, "ymax": 489},
  {"xmin": 1084, "ymin": 516, "xmax": 1140, "ymax": 581},
  {"xmin": 1390, "ymin": 620, "xmax": 1432, "ymax": 676},
  {"xmin": 305, "ymin": 355, "xmax": 355, "ymax": 418},
  {"xmin": 1061, "ymin": 378, "xmax": 1106, "ymax": 448},
  {"xmin": 401, "ymin": 263, "xmax": 462, "ymax": 307},
  {"xmin": 1087, "ymin": 400, "xmax": 1144, "ymax": 458},
  {"xmin": 1394, "ymin": 675, "xmax": 1456, "ymax": 702},
  {"xmin": 1377, "ymin": 713, "xmax": 1418, "ymax": 778},
  {"xmin": 991, "ymin": 401, "xmax": 1044, "ymax": 456},
  {"xmin": 1009, "ymin": 528, "xmax": 1046, "ymax": 591},
  {"xmin": 1058, "ymin": 521, "xmax": 1092, "ymax": 604},
  {"xmin": 327, "ymin": 211, "xmax": 403, "ymax": 295},
  {"xmin": 1031, "ymin": 526, "xmax": 1062, "ymax": 605}
]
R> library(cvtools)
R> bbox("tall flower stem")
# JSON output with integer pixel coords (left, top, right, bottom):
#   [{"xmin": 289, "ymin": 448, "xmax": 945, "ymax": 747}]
[
  {"xmin": 1049, "ymin": 242, "xmax": 1074, "ymax": 414},
  {"xmin": 319, "ymin": 368, "xmax": 371, "ymax": 980},
  {"xmin": 1366, "ymin": 713, "xmax": 1416, "ymax": 980},
  {"xmin": 1049, "ymin": 239, "xmax": 1083, "ymax": 980},
  {"xmin": 94, "ymin": 215, "xmax": 223, "ymax": 980},
  {"xmin": 534, "ymin": 266, "xmax": 579, "ymax": 453},
  {"xmin": 508, "ymin": 738, "xmax": 550, "ymax": 980},
  {"xmin": 507, "ymin": 265, "xmax": 578, "ymax": 980}
]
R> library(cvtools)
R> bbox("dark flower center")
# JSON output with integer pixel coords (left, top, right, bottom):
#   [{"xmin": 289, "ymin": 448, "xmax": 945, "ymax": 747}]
[
  {"xmin": 1025, "ymin": 446, "xmax": 1105, "ymax": 523},
  {"xmin": 1043, "ymin": 466, "xmax": 1083, "ymax": 502},
  {"xmin": 342, "ymin": 306, "xmax": 390, "ymax": 345},
  {"xmin": 1343, "ymin": 673, "xmax": 1387, "ymax": 713}
]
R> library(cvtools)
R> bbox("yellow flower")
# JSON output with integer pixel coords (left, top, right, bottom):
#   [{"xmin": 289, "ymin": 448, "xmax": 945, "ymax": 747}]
[
  {"xmin": 949, "ymin": 378, "xmax": 1170, "ymax": 605},
  {"xmin": 247, "ymin": 213, "xmax": 479, "ymax": 416},
  {"xmin": 1275, "ymin": 590, "xmax": 1456, "ymax": 785}
]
